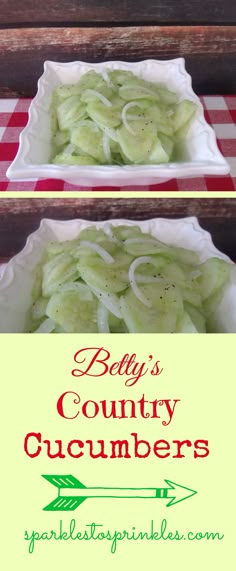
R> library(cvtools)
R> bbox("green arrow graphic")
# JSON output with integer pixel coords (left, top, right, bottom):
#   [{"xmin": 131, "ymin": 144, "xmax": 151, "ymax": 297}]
[{"xmin": 42, "ymin": 475, "xmax": 197, "ymax": 511}]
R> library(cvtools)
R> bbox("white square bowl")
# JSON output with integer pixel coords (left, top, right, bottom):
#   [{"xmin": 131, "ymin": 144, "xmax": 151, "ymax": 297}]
[
  {"xmin": 6, "ymin": 59, "xmax": 230, "ymax": 187},
  {"xmin": 0, "ymin": 216, "xmax": 235, "ymax": 332}
]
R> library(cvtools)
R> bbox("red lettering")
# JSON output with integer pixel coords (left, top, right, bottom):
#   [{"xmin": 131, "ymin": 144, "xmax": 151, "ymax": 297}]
[
  {"xmin": 172, "ymin": 439, "xmax": 192, "ymax": 458},
  {"xmin": 43, "ymin": 439, "xmax": 65, "ymax": 459},
  {"xmin": 109, "ymin": 362, "xmax": 120, "ymax": 375},
  {"xmin": 151, "ymin": 360, "xmax": 164, "ymax": 376},
  {"xmin": 132, "ymin": 432, "xmax": 151, "ymax": 458},
  {"xmin": 194, "ymin": 439, "xmax": 210, "ymax": 458},
  {"xmin": 24, "ymin": 432, "xmax": 41, "ymax": 458},
  {"xmin": 82, "ymin": 400, "xmax": 99, "ymax": 418},
  {"xmin": 71, "ymin": 348, "xmax": 155, "ymax": 385},
  {"xmin": 72, "ymin": 347, "xmax": 110, "ymax": 377},
  {"xmin": 67, "ymin": 439, "xmax": 84, "ymax": 458},
  {"xmin": 86, "ymin": 439, "xmax": 108, "ymax": 459},
  {"xmin": 153, "ymin": 440, "xmax": 170, "ymax": 458},
  {"xmin": 119, "ymin": 399, "xmax": 136, "ymax": 418},
  {"xmin": 110, "ymin": 440, "xmax": 131, "ymax": 459},
  {"xmin": 57, "ymin": 391, "xmax": 80, "ymax": 419}
]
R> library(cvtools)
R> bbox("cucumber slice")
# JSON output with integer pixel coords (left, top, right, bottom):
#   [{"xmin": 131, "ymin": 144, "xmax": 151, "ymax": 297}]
[
  {"xmin": 78, "ymin": 228, "xmax": 108, "ymax": 243},
  {"xmin": 159, "ymin": 133, "xmax": 174, "ymax": 158},
  {"xmin": 33, "ymin": 317, "xmax": 56, "ymax": 334},
  {"xmin": 147, "ymin": 136, "xmax": 172, "ymax": 164},
  {"xmin": 156, "ymin": 87, "xmax": 178, "ymax": 105},
  {"xmin": 77, "ymin": 252, "xmax": 132, "ymax": 293},
  {"xmin": 53, "ymin": 84, "xmax": 82, "ymax": 104},
  {"xmin": 152, "ymin": 262, "xmax": 202, "ymax": 307},
  {"xmin": 52, "ymin": 154, "xmax": 98, "ymax": 165},
  {"xmin": 123, "ymin": 235, "xmax": 170, "ymax": 256},
  {"xmin": 56, "ymin": 96, "xmax": 87, "ymax": 131},
  {"xmin": 119, "ymin": 83, "xmax": 159, "ymax": 102},
  {"xmin": 184, "ymin": 302, "xmax": 206, "ymax": 332},
  {"xmin": 53, "ymin": 130, "xmax": 70, "ymax": 150},
  {"xmin": 108, "ymin": 70, "xmax": 135, "ymax": 86},
  {"xmin": 117, "ymin": 121, "xmax": 156, "ymax": 163},
  {"xmin": 172, "ymin": 100, "xmax": 197, "ymax": 133},
  {"xmin": 80, "ymin": 86, "xmax": 114, "ymax": 104},
  {"xmin": 177, "ymin": 312, "xmax": 198, "ymax": 333},
  {"xmin": 109, "ymin": 313, "xmax": 128, "ymax": 333},
  {"xmin": 42, "ymin": 253, "xmax": 79, "ymax": 297},
  {"xmin": 169, "ymin": 246, "xmax": 200, "ymax": 266},
  {"xmin": 203, "ymin": 288, "xmax": 229, "ymax": 324},
  {"xmin": 31, "ymin": 297, "xmax": 49, "ymax": 321},
  {"xmin": 71, "ymin": 121, "xmax": 106, "ymax": 163},
  {"xmin": 77, "ymin": 70, "xmax": 102, "ymax": 91},
  {"xmin": 181, "ymin": 286, "xmax": 202, "ymax": 307},
  {"xmin": 46, "ymin": 290, "xmax": 98, "ymax": 333},
  {"xmin": 120, "ymin": 283, "xmax": 183, "ymax": 333},
  {"xmin": 197, "ymin": 258, "xmax": 231, "ymax": 300},
  {"xmin": 46, "ymin": 239, "xmax": 81, "ymax": 256},
  {"xmin": 87, "ymin": 101, "xmax": 121, "ymax": 129}
]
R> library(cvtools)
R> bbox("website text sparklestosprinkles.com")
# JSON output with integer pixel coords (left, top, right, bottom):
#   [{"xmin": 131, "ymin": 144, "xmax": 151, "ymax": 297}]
[{"xmin": 24, "ymin": 518, "xmax": 224, "ymax": 554}]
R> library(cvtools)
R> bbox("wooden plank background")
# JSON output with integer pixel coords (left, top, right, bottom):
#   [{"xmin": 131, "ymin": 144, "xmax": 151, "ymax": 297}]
[
  {"xmin": 0, "ymin": 198, "xmax": 235, "ymax": 262},
  {"xmin": 0, "ymin": 1, "xmax": 236, "ymax": 96},
  {"xmin": 1, "ymin": 26, "xmax": 236, "ymax": 97},
  {"xmin": 1, "ymin": 1, "xmax": 236, "ymax": 25}
]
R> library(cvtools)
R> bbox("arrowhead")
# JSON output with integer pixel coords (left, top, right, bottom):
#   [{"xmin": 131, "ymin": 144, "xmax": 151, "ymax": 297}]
[{"xmin": 164, "ymin": 479, "xmax": 197, "ymax": 507}]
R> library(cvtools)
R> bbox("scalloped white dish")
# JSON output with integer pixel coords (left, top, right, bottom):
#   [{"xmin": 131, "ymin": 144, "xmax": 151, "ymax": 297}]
[
  {"xmin": 0, "ymin": 216, "xmax": 235, "ymax": 333},
  {"xmin": 6, "ymin": 59, "xmax": 229, "ymax": 187}
]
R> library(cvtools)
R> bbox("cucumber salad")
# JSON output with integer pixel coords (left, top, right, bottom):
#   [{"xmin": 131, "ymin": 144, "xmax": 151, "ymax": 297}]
[
  {"xmin": 28, "ymin": 224, "xmax": 231, "ymax": 333},
  {"xmin": 51, "ymin": 69, "xmax": 198, "ymax": 166}
]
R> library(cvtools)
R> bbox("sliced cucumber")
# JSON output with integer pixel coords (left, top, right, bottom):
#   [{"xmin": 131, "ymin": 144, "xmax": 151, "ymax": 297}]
[
  {"xmin": 46, "ymin": 290, "xmax": 98, "ymax": 333},
  {"xmin": 27, "ymin": 223, "xmax": 231, "ymax": 334}
]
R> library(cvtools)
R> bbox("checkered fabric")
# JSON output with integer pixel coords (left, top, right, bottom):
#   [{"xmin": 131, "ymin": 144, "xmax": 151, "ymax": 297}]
[{"xmin": 0, "ymin": 96, "xmax": 236, "ymax": 191}]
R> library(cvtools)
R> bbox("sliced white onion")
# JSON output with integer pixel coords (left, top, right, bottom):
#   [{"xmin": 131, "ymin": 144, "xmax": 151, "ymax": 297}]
[
  {"xmin": 33, "ymin": 318, "xmax": 55, "ymax": 334},
  {"xmin": 102, "ymin": 133, "xmax": 112, "ymax": 163},
  {"xmin": 97, "ymin": 302, "xmax": 110, "ymax": 333},
  {"xmin": 79, "ymin": 240, "xmax": 114, "ymax": 264},
  {"xmin": 83, "ymin": 89, "xmax": 112, "ymax": 107},
  {"xmin": 95, "ymin": 122, "xmax": 118, "ymax": 142},
  {"xmin": 128, "ymin": 256, "xmax": 158, "ymax": 307},
  {"xmin": 121, "ymin": 102, "xmax": 143, "ymax": 135},
  {"xmin": 103, "ymin": 223, "xmax": 120, "ymax": 244},
  {"xmin": 101, "ymin": 69, "xmax": 115, "ymax": 90},
  {"xmin": 90, "ymin": 285, "xmax": 122, "ymax": 318}
]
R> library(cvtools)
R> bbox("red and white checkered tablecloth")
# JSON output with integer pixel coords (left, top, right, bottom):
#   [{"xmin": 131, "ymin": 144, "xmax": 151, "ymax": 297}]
[{"xmin": 0, "ymin": 96, "xmax": 236, "ymax": 192}]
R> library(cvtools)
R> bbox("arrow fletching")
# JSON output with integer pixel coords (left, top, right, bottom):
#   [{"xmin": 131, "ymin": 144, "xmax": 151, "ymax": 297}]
[
  {"xmin": 42, "ymin": 475, "xmax": 87, "ymax": 511},
  {"xmin": 42, "ymin": 474, "xmax": 86, "ymax": 489},
  {"xmin": 43, "ymin": 495, "xmax": 87, "ymax": 511}
]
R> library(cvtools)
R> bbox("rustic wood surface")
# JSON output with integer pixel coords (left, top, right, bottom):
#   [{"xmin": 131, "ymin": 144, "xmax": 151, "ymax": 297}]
[
  {"xmin": 0, "ymin": 198, "xmax": 235, "ymax": 261},
  {"xmin": 0, "ymin": 26, "xmax": 236, "ymax": 96},
  {"xmin": 1, "ymin": 0, "xmax": 235, "ymax": 25}
]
